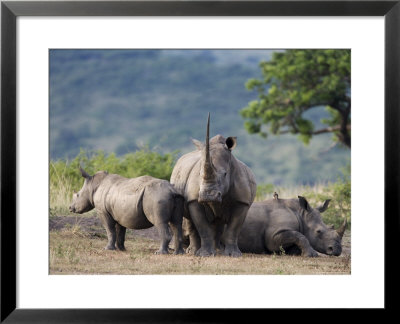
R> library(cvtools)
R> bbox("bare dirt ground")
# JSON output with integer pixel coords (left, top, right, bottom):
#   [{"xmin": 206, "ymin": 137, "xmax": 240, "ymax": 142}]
[
  {"xmin": 50, "ymin": 214, "xmax": 160, "ymax": 240},
  {"xmin": 49, "ymin": 214, "xmax": 351, "ymax": 275}
]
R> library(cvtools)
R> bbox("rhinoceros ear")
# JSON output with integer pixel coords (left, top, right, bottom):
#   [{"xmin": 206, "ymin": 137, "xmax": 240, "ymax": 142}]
[
  {"xmin": 225, "ymin": 137, "xmax": 237, "ymax": 150},
  {"xmin": 298, "ymin": 196, "xmax": 311, "ymax": 212},
  {"xmin": 79, "ymin": 166, "xmax": 91, "ymax": 179},
  {"xmin": 191, "ymin": 138, "xmax": 204, "ymax": 150},
  {"xmin": 317, "ymin": 199, "xmax": 331, "ymax": 213}
]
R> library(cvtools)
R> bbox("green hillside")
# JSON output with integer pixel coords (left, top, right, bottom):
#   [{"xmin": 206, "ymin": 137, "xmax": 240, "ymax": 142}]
[{"xmin": 50, "ymin": 49, "xmax": 350, "ymax": 185}]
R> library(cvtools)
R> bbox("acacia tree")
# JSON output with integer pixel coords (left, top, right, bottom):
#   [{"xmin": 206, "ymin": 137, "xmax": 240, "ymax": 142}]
[{"xmin": 241, "ymin": 50, "xmax": 351, "ymax": 148}]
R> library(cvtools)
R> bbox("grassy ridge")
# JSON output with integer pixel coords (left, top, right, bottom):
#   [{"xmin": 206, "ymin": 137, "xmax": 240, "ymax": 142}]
[
  {"xmin": 50, "ymin": 49, "xmax": 350, "ymax": 185},
  {"xmin": 50, "ymin": 149, "xmax": 350, "ymax": 229}
]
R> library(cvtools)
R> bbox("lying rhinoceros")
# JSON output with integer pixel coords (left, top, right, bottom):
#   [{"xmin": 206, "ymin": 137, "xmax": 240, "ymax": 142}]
[
  {"xmin": 170, "ymin": 113, "xmax": 257, "ymax": 257},
  {"xmin": 69, "ymin": 167, "xmax": 185, "ymax": 255},
  {"xmin": 237, "ymin": 196, "xmax": 347, "ymax": 257}
]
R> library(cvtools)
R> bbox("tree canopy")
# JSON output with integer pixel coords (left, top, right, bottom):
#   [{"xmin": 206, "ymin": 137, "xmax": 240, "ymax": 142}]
[{"xmin": 240, "ymin": 49, "xmax": 351, "ymax": 148}]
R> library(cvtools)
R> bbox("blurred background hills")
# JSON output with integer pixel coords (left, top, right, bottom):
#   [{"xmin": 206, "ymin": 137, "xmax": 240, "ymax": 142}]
[{"xmin": 50, "ymin": 49, "xmax": 350, "ymax": 185}]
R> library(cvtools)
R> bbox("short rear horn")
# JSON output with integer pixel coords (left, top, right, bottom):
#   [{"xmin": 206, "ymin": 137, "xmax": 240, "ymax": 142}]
[
  {"xmin": 79, "ymin": 166, "xmax": 90, "ymax": 179},
  {"xmin": 336, "ymin": 218, "xmax": 347, "ymax": 238}
]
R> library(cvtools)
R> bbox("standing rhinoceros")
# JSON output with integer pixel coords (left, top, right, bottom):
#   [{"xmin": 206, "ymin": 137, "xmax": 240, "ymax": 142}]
[
  {"xmin": 69, "ymin": 168, "xmax": 185, "ymax": 255},
  {"xmin": 170, "ymin": 113, "xmax": 257, "ymax": 257},
  {"xmin": 237, "ymin": 196, "xmax": 347, "ymax": 257}
]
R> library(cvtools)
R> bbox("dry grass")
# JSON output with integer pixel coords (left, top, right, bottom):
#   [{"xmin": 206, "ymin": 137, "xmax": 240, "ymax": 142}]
[
  {"xmin": 49, "ymin": 227, "xmax": 351, "ymax": 275},
  {"xmin": 50, "ymin": 162, "xmax": 97, "ymax": 217},
  {"xmin": 50, "ymin": 162, "xmax": 74, "ymax": 215},
  {"xmin": 256, "ymin": 182, "xmax": 330, "ymax": 202}
]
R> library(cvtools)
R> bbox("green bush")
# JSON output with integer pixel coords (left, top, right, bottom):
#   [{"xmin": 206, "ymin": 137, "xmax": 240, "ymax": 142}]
[
  {"xmin": 255, "ymin": 183, "xmax": 275, "ymax": 201},
  {"xmin": 302, "ymin": 164, "xmax": 351, "ymax": 229}
]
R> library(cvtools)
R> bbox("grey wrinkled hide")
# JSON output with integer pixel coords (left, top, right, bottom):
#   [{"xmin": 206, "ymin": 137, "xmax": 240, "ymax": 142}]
[
  {"xmin": 237, "ymin": 196, "xmax": 346, "ymax": 257},
  {"xmin": 69, "ymin": 170, "xmax": 184, "ymax": 255},
  {"xmin": 170, "ymin": 114, "xmax": 257, "ymax": 257}
]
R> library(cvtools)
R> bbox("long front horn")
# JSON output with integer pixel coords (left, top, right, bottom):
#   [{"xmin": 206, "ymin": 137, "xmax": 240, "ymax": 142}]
[
  {"xmin": 336, "ymin": 217, "xmax": 347, "ymax": 238},
  {"xmin": 203, "ymin": 112, "xmax": 215, "ymax": 180}
]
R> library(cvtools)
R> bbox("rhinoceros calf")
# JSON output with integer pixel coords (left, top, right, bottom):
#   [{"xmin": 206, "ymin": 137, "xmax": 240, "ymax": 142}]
[
  {"xmin": 69, "ymin": 168, "xmax": 185, "ymax": 255},
  {"xmin": 170, "ymin": 113, "xmax": 257, "ymax": 257},
  {"xmin": 237, "ymin": 196, "xmax": 347, "ymax": 257}
]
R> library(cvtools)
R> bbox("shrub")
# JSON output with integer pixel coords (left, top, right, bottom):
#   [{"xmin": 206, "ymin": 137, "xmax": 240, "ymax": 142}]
[
  {"xmin": 255, "ymin": 183, "xmax": 275, "ymax": 201},
  {"xmin": 302, "ymin": 164, "xmax": 351, "ymax": 229}
]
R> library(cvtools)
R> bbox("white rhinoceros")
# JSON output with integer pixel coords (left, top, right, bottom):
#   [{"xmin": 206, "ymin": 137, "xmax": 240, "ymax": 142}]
[
  {"xmin": 237, "ymin": 196, "xmax": 347, "ymax": 257},
  {"xmin": 69, "ymin": 168, "xmax": 184, "ymax": 255},
  {"xmin": 170, "ymin": 114, "xmax": 257, "ymax": 257}
]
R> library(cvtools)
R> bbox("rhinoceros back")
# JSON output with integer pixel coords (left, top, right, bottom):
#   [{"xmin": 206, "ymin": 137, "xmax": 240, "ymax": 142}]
[
  {"xmin": 249, "ymin": 199, "xmax": 303, "ymax": 232},
  {"xmin": 95, "ymin": 175, "xmax": 157, "ymax": 229},
  {"xmin": 170, "ymin": 150, "xmax": 202, "ymax": 202},
  {"xmin": 229, "ymin": 157, "xmax": 257, "ymax": 206}
]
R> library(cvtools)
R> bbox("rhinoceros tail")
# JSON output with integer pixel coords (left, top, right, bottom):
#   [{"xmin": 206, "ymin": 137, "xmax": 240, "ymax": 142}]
[{"xmin": 171, "ymin": 194, "xmax": 184, "ymax": 226}]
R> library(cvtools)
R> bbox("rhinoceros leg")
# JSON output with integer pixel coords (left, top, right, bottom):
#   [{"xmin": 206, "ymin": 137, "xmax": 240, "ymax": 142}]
[
  {"xmin": 98, "ymin": 211, "xmax": 117, "ymax": 250},
  {"xmin": 182, "ymin": 217, "xmax": 200, "ymax": 254},
  {"xmin": 154, "ymin": 222, "xmax": 172, "ymax": 255},
  {"xmin": 270, "ymin": 231, "xmax": 318, "ymax": 257},
  {"xmin": 167, "ymin": 198, "xmax": 185, "ymax": 255},
  {"xmin": 182, "ymin": 218, "xmax": 201, "ymax": 254},
  {"xmin": 215, "ymin": 221, "xmax": 225, "ymax": 251},
  {"xmin": 169, "ymin": 221, "xmax": 185, "ymax": 255},
  {"xmin": 188, "ymin": 202, "xmax": 216, "ymax": 257},
  {"xmin": 222, "ymin": 203, "xmax": 248, "ymax": 257},
  {"xmin": 142, "ymin": 192, "xmax": 177, "ymax": 254},
  {"xmin": 188, "ymin": 229, "xmax": 201, "ymax": 254},
  {"xmin": 115, "ymin": 223, "xmax": 126, "ymax": 251}
]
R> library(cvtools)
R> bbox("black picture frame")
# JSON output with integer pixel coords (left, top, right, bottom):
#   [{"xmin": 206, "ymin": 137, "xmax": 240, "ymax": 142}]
[{"xmin": 1, "ymin": 0, "xmax": 398, "ymax": 322}]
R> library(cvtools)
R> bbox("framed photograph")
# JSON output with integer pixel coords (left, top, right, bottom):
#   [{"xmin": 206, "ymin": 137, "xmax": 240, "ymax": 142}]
[{"xmin": 1, "ymin": 0, "xmax": 398, "ymax": 321}]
